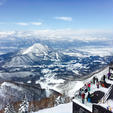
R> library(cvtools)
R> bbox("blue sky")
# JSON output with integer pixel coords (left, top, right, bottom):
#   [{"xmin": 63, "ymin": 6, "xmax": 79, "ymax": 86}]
[{"xmin": 0, "ymin": 0, "xmax": 113, "ymax": 31}]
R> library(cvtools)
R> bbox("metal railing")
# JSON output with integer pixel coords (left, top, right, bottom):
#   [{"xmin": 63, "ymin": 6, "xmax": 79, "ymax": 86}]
[{"xmin": 99, "ymin": 85, "xmax": 113, "ymax": 103}]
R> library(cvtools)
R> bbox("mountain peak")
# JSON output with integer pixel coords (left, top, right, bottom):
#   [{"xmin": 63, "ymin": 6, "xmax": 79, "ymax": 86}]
[{"xmin": 22, "ymin": 43, "xmax": 49, "ymax": 56}]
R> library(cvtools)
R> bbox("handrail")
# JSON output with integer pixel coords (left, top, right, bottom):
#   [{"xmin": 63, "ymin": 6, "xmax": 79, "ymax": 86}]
[{"xmin": 99, "ymin": 85, "xmax": 112, "ymax": 103}]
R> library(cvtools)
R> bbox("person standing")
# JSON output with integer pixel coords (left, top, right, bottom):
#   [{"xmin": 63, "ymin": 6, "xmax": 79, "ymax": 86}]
[
  {"xmin": 78, "ymin": 88, "xmax": 82, "ymax": 98},
  {"xmin": 95, "ymin": 77, "xmax": 98, "ymax": 83},
  {"xmin": 93, "ymin": 77, "xmax": 96, "ymax": 84},
  {"xmin": 96, "ymin": 81, "xmax": 99, "ymax": 88},
  {"xmin": 88, "ymin": 83, "xmax": 91, "ymax": 91},
  {"xmin": 103, "ymin": 75, "xmax": 106, "ymax": 82},
  {"xmin": 84, "ymin": 84, "xmax": 88, "ymax": 93},
  {"xmin": 87, "ymin": 92, "xmax": 91, "ymax": 102},
  {"xmin": 108, "ymin": 72, "xmax": 111, "ymax": 79},
  {"xmin": 81, "ymin": 92, "xmax": 85, "ymax": 104}
]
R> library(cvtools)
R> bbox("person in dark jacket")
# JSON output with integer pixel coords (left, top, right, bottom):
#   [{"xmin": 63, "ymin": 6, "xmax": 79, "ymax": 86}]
[
  {"xmin": 103, "ymin": 75, "xmax": 106, "ymax": 82},
  {"xmin": 84, "ymin": 84, "xmax": 88, "ymax": 93},
  {"xmin": 81, "ymin": 92, "xmax": 85, "ymax": 104},
  {"xmin": 95, "ymin": 77, "xmax": 98, "ymax": 83},
  {"xmin": 108, "ymin": 72, "xmax": 111, "ymax": 79},
  {"xmin": 79, "ymin": 88, "xmax": 82, "ymax": 98},
  {"xmin": 93, "ymin": 77, "xmax": 96, "ymax": 84},
  {"xmin": 87, "ymin": 92, "xmax": 91, "ymax": 102},
  {"xmin": 96, "ymin": 81, "xmax": 100, "ymax": 88}
]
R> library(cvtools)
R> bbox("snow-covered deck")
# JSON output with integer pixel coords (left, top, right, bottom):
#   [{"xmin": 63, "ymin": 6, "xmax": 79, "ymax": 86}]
[
  {"xmin": 73, "ymin": 66, "xmax": 113, "ymax": 112},
  {"xmin": 73, "ymin": 98, "xmax": 92, "ymax": 112},
  {"xmin": 73, "ymin": 83, "xmax": 109, "ymax": 112}
]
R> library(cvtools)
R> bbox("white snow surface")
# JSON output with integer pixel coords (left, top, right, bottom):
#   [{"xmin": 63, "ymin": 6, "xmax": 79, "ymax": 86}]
[
  {"xmin": 73, "ymin": 99, "xmax": 92, "ymax": 112},
  {"xmin": 33, "ymin": 102, "xmax": 72, "ymax": 113},
  {"xmin": 27, "ymin": 81, "xmax": 32, "ymax": 83},
  {"xmin": 22, "ymin": 43, "xmax": 49, "ymax": 56},
  {"xmin": 37, "ymin": 75, "xmax": 65, "ymax": 94},
  {"xmin": 59, "ymin": 81, "xmax": 84, "ymax": 97}
]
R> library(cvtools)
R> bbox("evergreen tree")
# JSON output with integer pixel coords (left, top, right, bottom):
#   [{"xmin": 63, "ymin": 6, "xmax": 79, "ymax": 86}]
[
  {"xmin": 54, "ymin": 96, "xmax": 66, "ymax": 106},
  {"xmin": 18, "ymin": 95, "xmax": 29, "ymax": 113},
  {"xmin": 4, "ymin": 104, "xmax": 16, "ymax": 113}
]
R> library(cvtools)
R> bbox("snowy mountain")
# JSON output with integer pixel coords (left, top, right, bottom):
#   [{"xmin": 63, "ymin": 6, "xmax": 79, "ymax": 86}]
[{"xmin": 2, "ymin": 43, "xmax": 61, "ymax": 68}]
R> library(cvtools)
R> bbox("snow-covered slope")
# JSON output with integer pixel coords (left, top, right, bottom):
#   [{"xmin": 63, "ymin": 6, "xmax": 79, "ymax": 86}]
[
  {"xmin": 36, "ymin": 66, "xmax": 109, "ymax": 97},
  {"xmin": 3, "ymin": 55, "xmax": 34, "ymax": 67},
  {"xmin": 61, "ymin": 66, "xmax": 109, "ymax": 97},
  {"xmin": 22, "ymin": 43, "xmax": 49, "ymax": 56},
  {"xmin": 0, "ymin": 81, "xmax": 61, "ymax": 110}
]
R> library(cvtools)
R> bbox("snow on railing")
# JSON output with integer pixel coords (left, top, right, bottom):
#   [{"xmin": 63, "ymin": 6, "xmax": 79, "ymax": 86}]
[{"xmin": 99, "ymin": 85, "xmax": 112, "ymax": 104}]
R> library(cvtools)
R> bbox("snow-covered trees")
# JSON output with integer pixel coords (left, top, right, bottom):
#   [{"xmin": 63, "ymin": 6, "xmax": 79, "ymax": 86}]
[
  {"xmin": 4, "ymin": 95, "xmax": 30, "ymax": 113},
  {"xmin": 4, "ymin": 104, "xmax": 16, "ymax": 113},
  {"xmin": 18, "ymin": 95, "xmax": 29, "ymax": 113},
  {"xmin": 54, "ymin": 96, "xmax": 65, "ymax": 106},
  {"xmin": 54, "ymin": 96, "xmax": 71, "ymax": 106}
]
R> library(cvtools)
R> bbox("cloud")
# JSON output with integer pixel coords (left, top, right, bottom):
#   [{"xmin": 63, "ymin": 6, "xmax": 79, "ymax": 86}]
[
  {"xmin": 16, "ymin": 22, "xmax": 42, "ymax": 26},
  {"xmin": 16, "ymin": 22, "xmax": 29, "ymax": 26},
  {"xmin": 55, "ymin": 17, "xmax": 72, "ymax": 21},
  {"xmin": 31, "ymin": 29, "xmax": 113, "ymax": 42},
  {"xmin": 0, "ymin": 29, "xmax": 113, "ymax": 44},
  {"xmin": 5, "ymin": 29, "xmax": 111, "ymax": 42},
  {"xmin": 31, "ymin": 22, "xmax": 42, "ymax": 26}
]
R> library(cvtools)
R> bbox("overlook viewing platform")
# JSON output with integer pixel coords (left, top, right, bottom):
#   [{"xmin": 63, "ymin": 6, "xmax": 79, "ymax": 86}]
[{"xmin": 73, "ymin": 66, "xmax": 113, "ymax": 113}]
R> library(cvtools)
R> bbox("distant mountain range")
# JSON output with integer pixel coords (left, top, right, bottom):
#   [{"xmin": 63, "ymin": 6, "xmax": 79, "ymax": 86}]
[{"xmin": 0, "ymin": 43, "xmax": 113, "ymax": 83}]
